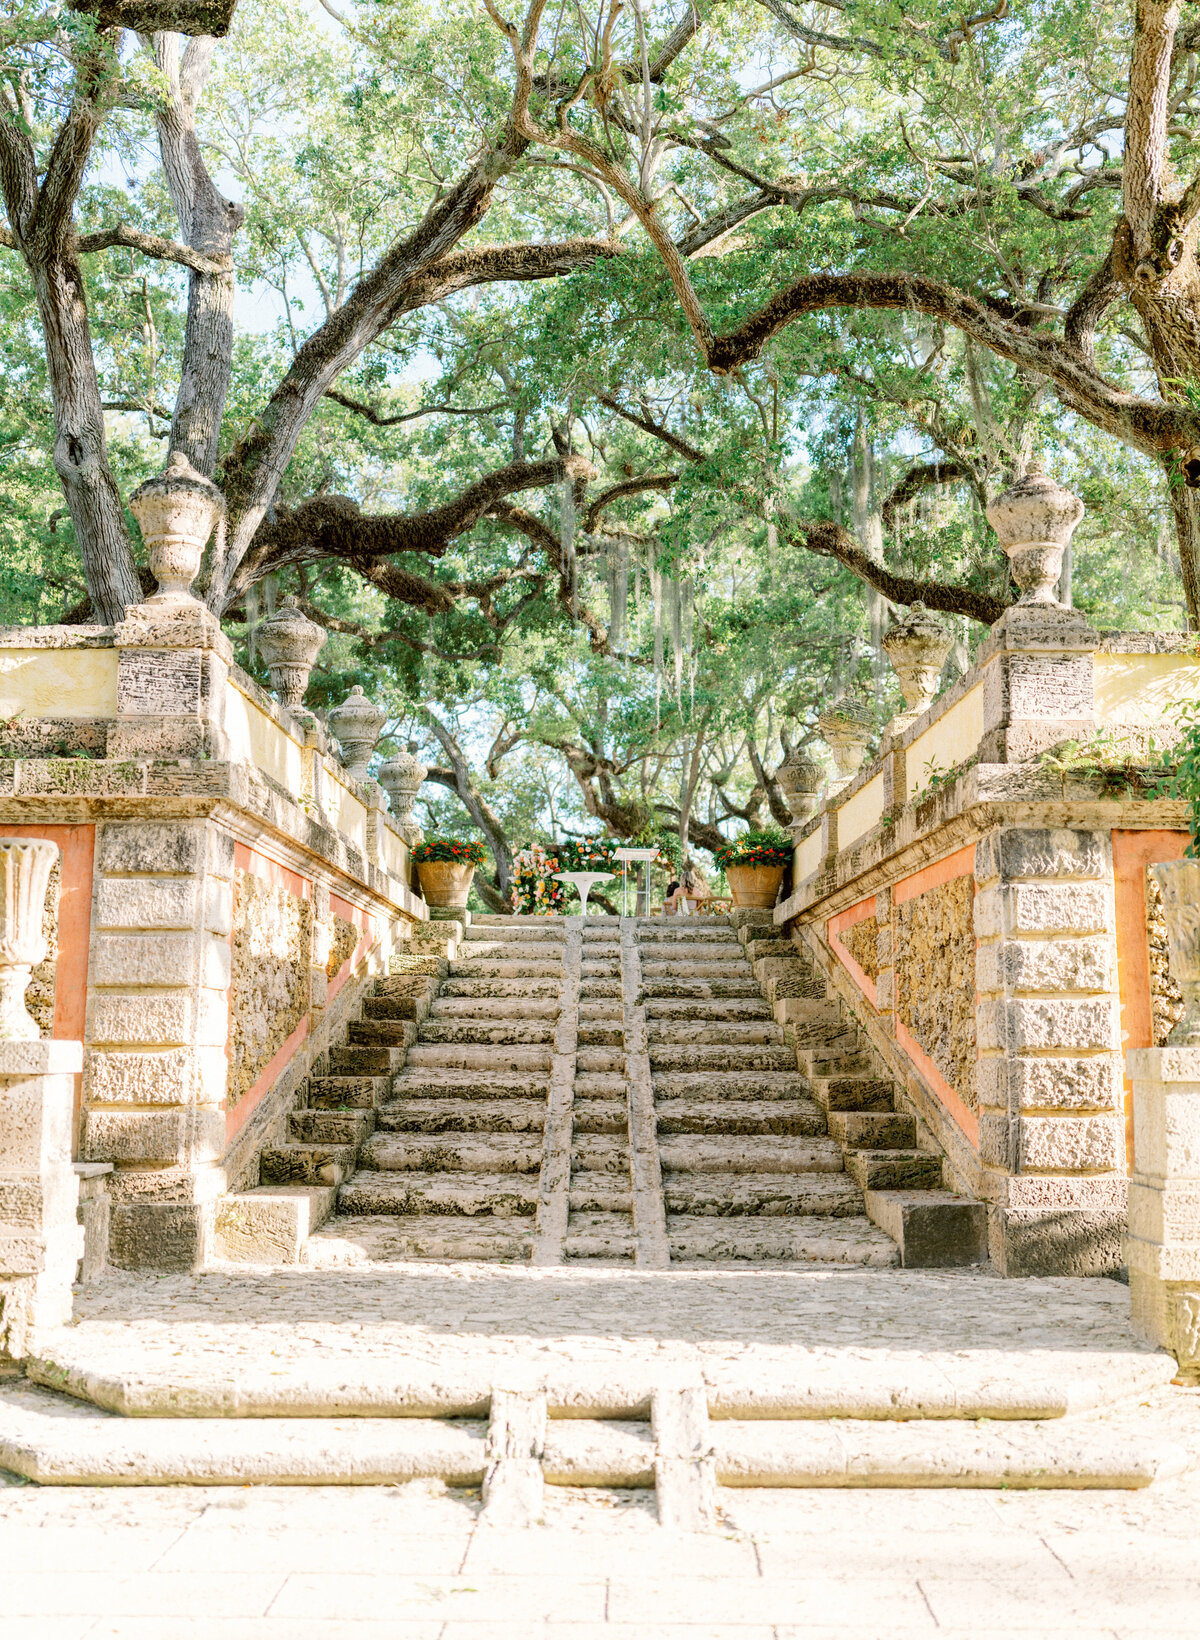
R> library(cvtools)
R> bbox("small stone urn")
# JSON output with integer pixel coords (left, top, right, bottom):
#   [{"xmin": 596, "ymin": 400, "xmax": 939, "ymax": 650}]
[
  {"xmin": 881, "ymin": 604, "xmax": 953, "ymax": 724},
  {"xmin": 0, "ymin": 839, "xmax": 57, "ymax": 1041},
  {"xmin": 985, "ymin": 465, "xmax": 1084, "ymax": 606},
  {"xmin": 1151, "ymin": 860, "xmax": 1200, "ymax": 1044},
  {"xmin": 255, "ymin": 597, "xmax": 326, "ymax": 710},
  {"xmin": 128, "ymin": 451, "xmax": 224, "ymax": 605},
  {"xmin": 775, "ymin": 745, "xmax": 823, "ymax": 831},
  {"xmin": 326, "ymin": 685, "xmax": 387, "ymax": 781},
  {"xmin": 818, "ymin": 695, "xmax": 875, "ymax": 784},
  {"xmin": 378, "ymin": 740, "xmax": 428, "ymax": 845}
]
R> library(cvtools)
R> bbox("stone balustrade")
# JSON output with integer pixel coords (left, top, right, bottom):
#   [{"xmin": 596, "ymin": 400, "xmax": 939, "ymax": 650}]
[
  {"xmin": 776, "ymin": 599, "xmax": 1199, "ymax": 1278},
  {"xmin": 0, "ymin": 607, "xmax": 426, "ymax": 1276}
]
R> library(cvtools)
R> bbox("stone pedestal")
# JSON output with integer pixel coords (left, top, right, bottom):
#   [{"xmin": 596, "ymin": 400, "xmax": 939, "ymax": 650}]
[
  {"xmin": 977, "ymin": 604, "xmax": 1099, "ymax": 764},
  {"xmin": 974, "ymin": 826, "xmax": 1125, "ymax": 1275},
  {"xmin": 1126, "ymin": 1046, "xmax": 1200, "ymax": 1375},
  {"xmin": 0, "ymin": 1039, "xmax": 83, "ymax": 1360},
  {"xmin": 107, "ymin": 603, "xmax": 232, "ymax": 762}
]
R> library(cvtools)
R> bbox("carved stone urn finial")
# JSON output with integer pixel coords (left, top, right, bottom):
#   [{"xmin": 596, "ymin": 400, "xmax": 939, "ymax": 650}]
[
  {"xmin": 128, "ymin": 451, "xmax": 224, "ymax": 606},
  {"xmin": 0, "ymin": 839, "xmax": 57, "ymax": 1040},
  {"xmin": 378, "ymin": 739, "xmax": 428, "ymax": 846},
  {"xmin": 881, "ymin": 603, "xmax": 953, "ymax": 724},
  {"xmin": 774, "ymin": 744, "xmax": 824, "ymax": 835},
  {"xmin": 255, "ymin": 596, "xmax": 327, "ymax": 710},
  {"xmin": 985, "ymin": 465, "xmax": 1084, "ymax": 607},
  {"xmin": 817, "ymin": 694, "xmax": 875, "ymax": 786},
  {"xmin": 326, "ymin": 685, "xmax": 387, "ymax": 781}
]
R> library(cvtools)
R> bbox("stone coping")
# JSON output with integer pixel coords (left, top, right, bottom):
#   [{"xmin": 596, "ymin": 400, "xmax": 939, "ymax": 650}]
[
  {"xmin": 0, "ymin": 624, "xmax": 114, "ymax": 649},
  {"xmin": 0, "ymin": 756, "xmax": 425, "ymax": 922},
  {"xmin": 777, "ymin": 764, "xmax": 1190, "ymax": 926}
]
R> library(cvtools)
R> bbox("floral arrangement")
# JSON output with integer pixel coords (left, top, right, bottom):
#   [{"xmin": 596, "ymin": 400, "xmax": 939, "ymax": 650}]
[
  {"xmin": 412, "ymin": 837, "xmax": 488, "ymax": 866},
  {"xmin": 558, "ymin": 836, "xmax": 619, "ymax": 873},
  {"xmin": 713, "ymin": 827, "xmax": 793, "ymax": 870},
  {"xmin": 511, "ymin": 844, "xmax": 566, "ymax": 915}
]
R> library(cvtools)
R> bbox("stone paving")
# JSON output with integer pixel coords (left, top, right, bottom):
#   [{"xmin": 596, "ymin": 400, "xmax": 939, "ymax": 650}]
[{"xmin": 4, "ymin": 1470, "xmax": 1200, "ymax": 1636}]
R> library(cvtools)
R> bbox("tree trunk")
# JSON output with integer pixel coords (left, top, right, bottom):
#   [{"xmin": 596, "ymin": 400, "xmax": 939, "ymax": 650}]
[
  {"xmin": 1164, "ymin": 458, "xmax": 1200, "ymax": 627},
  {"xmin": 29, "ymin": 250, "xmax": 143, "ymax": 623}
]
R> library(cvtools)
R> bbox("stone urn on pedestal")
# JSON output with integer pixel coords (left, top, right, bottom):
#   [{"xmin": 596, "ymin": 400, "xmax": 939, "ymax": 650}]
[
  {"xmin": 128, "ymin": 451, "xmax": 224, "ymax": 605},
  {"xmin": 985, "ymin": 464, "xmax": 1084, "ymax": 606},
  {"xmin": 255, "ymin": 597, "xmax": 326, "ymax": 715},
  {"xmin": 378, "ymin": 741, "xmax": 428, "ymax": 845},
  {"xmin": 0, "ymin": 839, "xmax": 57, "ymax": 1041},
  {"xmin": 412, "ymin": 843, "xmax": 484, "ymax": 909},
  {"xmin": 774, "ymin": 746, "xmax": 824, "ymax": 840},
  {"xmin": 881, "ymin": 604, "xmax": 953, "ymax": 729},
  {"xmin": 1151, "ymin": 860, "xmax": 1200, "ymax": 1044},
  {"xmin": 817, "ymin": 695, "xmax": 875, "ymax": 790},
  {"xmin": 326, "ymin": 685, "xmax": 387, "ymax": 782}
]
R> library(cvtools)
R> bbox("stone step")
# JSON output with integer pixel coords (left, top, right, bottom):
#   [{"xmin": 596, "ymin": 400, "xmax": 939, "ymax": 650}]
[
  {"xmin": 579, "ymin": 1000, "xmax": 622, "ymax": 1019},
  {"xmin": 571, "ymin": 1099, "xmax": 626, "ymax": 1133},
  {"xmin": 376, "ymin": 1098, "xmax": 547, "ymax": 1134},
  {"xmin": 865, "ymin": 1188, "xmax": 989, "ymax": 1268},
  {"xmin": 362, "ymin": 994, "xmax": 428, "ymax": 1023},
  {"xmin": 417, "ymin": 1020, "xmax": 556, "ymax": 1045},
  {"xmin": 812, "ymin": 1074, "xmax": 896, "ymax": 1113},
  {"xmin": 458, "ymin": 942, "xmax": 565, "ymax": 963},
  {"xmin": 661, "ymin": 1173, "xmax": 863, "ymax": 1217},
  {"xmin": 568, "ymin": 1172, "xmax": 633, "ymax": 1212},
  {"xmin": 338, "ymin": 1171, "xmax": 539, "ymax": 1217},
  {"xmin": 348, "ymin": 1018, "xmax": 417, "ymax": 1049},
  {"xmin": 574, "ymin": 1072, "xmax": 626, "ymax": 1097},
  {"xmin": 655, "ymin": 1098, "xmax": 825, "ymax": 1136},
  {"xmin": 580, "ymin": 963, "xmax": 620, "ymax": 979},
  {"xmin": 640, "ymin": 962, "xmax": 751, "ymax": 980},
  {"xmin": 392, "ymin": 1070, "xmax": 550, "ymax": 1101},
  {"xmin": 213, "ymin": 1185, "xmax": 337, "ymax": 1264},
  {"xmin": 649, "ymin": 1044, "xmax": 796, "ymax": 1071},
  {"xmin": 563, "ymin": 1212, "xmax": 636, "ymax": 1261},
  {"xmin": 580, "ymin": 979, "xmax": 621, "ymax": 997},
  {"xmin": 362, "ymin": 1133, "xmax": 543, "ymax": 1174},
  {"xmin": 647, "ymin": 1021, "xmax": 782, "ymax": 1046},
  {"xmin": 441, "ymin": 978, "xmax": 560, "ymax": 998},
  {"xmin": 572, "ymin": 1135, "xmax": 630, "ymax": 1173},
  {"xmin": 844, "ymin": 1149, "xmax": 944, "ymax": 1191},
  {"xmin": 638, "ymin": 928, "xmax": 738, "ymax": 944},
  {"xmin": 260, "ymin": 1143, "xmax": 357, "ymax": 1188},
  {"xmin": 666, "ymin": 1214, "xmax": 900, "ymax": 1267},
  {"xmin": 642, "ymin": 978, "xmax": 762, "ymax": 999},
  {"xmin": 449, "ymin": 960, "xmax": 564, "ymax": 979},
  {"xmin": 577, "ymin": 1022, "xmax": 623, "ymax": 1047},
  {"xmin": 307, "ymin": 1075, "xmax": 389, "ymax": 1110},
  {"xmin": 328, "ymin": 1045, "xmax": 406, "ymax": 1076},
  {"xmin": 644, "ymin": 999, "xmax": 772, "ymax": 1020},
  {"xmin": 431, "ymin": 997, "xmax": 559, "ymax": 1020},
  {"xmin": 826, "ymin": 1111, "xmax": 917, "ymax": 1150},
  {"xmin": 658, "ymin": 1135, "xmax": 843, "ymax": 1175},
  {"xmin": 651, "ymin": 1070, "xmax": 813, "ymax": 1100},
  {"xmin": 576, "ymin": 1047, "xmax": 625, "ymax": 1073},
  {"xmin": 406, "ymin": 1044, "xmax": 552, "ymax": 1072},
  {"xmin": 2, "ymin": 1379, "xmax": 1188, "ymax": 1489},
  {"xmin": 304, "ymin": 1214, "xmax": 530, "ymax": 1265},
  {"xmin": 288, "ymin": 1108, "xmax": 375, "ymax": 1148},
  {"xmin": 640, "ymin": 943, "xmax": 746, "ymax": 961}
]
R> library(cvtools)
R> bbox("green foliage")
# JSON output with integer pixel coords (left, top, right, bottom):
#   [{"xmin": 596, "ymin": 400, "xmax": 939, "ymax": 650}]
[
  {"xmin": 714, "ymin": 828, "xmax": 793, "ymax": 869},
  {"xmin": 411, "ymin": 837, "xmax": 487, "ymax": 866}
]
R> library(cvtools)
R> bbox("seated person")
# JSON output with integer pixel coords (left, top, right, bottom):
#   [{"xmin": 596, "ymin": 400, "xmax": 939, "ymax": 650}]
[{"xmin": 664, "ymin": 862, "xmax": 711, "ymax": 914}]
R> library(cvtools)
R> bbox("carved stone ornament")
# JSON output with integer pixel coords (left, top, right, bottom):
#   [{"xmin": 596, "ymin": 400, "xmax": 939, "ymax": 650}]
[
  {"xmin": 255, "ymin": 597, "xmax": 327, "ymax": 709},
  {"xmin": 0, "ymin": 839, "xmax": 57, "ymax": 1040},
  {"xmin": 1151, "ymin": 860, "xmax": 1200, "ymax": 1044},
  {"xmin": 817, "ymin": 695, "xmax": 875, "ymax": 782},
  {"xmin": 881, "ymin": 603, "xmax": 953, "ymax": 716},
  {"xmin": 1172, "ymin": 1286, "xmax": 1200, "ymax": 1374},
  {"xmin": 985, "ymin": 465, "xmax": 1084, "ymax": 607},
  {"xmin": 326, "ymin": 685, "xmax": 387, "ymax": 781},
  {"xmin": 775, "ymin": 745, "xmax": 824, "ymax": 827},
  {"xmin": 378, "ymin": 740, "xmax": 428, "ymax": 845},
  {"xmin": 128, "ymin": 450, "xmax": 224, "ymax": 606}
]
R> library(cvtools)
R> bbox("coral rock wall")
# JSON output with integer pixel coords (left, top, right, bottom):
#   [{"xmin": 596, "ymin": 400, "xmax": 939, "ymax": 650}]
[
  {"xmin": 896, "ymin": 873, "xmax": 978, "ymax": 1110},
  {"xmin": 27, "ymin": 854, "xmax": 60, "ymax": 1037},
  {"xmin": 228, "ymin": 869, "xmax": 312, "ymax": 1107},
  {"xmin": 1146, "ymin": 868, "xmax": 1184, "ymax": 1047},
  {"xmin": 840, "ymin": 915, "xmax": 880, "ymax": 981}
]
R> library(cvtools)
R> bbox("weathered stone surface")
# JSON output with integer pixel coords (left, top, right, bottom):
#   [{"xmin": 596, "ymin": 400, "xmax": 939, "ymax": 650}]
[
  {"xmin": 1018, "ymin": 1113, "xmax": 1124, "ymax": 1173},
  {"xmin": 996, "ymin": 1206, "xmax": 1125, "ymax": 1278},
  {"xmin": 83, "ymin": 1046, "xmax": 193, "ymax": 1104},
  {"xmin": 974, "ymin": 826, "xmax": 1105, "ymax": 884},
  {"xmin": 227, "ymin": 868, "xmax": 311, "ymax": 1108},
  {"xmin": 108, "ymin": 1202, "xmax": 206, "ymax": 1271},
  {"xmin": 86, "ymin": 991, "xmax": 194, "ymax": 1047},
  {"xmin": 97, "ymin": 819, "xmax": 210, "ymax": 877},
  {"xmin": 88, "ymin": 931, "xmax": 229, "ymax": 990},
  {"xmin": 978, "ymin": 996, "xmax": 1118, "ymax": 1052},
  {"xmin": 976, "ymin": 935, "xmax": 1114, "ymax": 995},
  {"xmin": 977, "ymin": 1053, "xmax": 1121, "ymax": 1113},
  {"xmin": 896, "ymin": 872, "xmax": 976, "ymax": 1109}
]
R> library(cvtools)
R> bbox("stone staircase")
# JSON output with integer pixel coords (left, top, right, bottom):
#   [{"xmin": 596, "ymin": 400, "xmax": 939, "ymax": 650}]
[{"xmin": 565, "ymin": 922, "xmax": 635, "ymax": 1260}]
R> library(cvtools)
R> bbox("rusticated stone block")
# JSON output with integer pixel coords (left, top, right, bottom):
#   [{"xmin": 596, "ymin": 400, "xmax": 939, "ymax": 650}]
[
  {"xmin": 95, "ymin": 876, "xmax": 200, "ymax": 931},
  {"xmin": 1018, "ymin": 1113, "xmax": 1123, "ymax": 1172},
  {"xmin": 80, "ymin": 1107, "xmax": 224, "ymax": 1165},
  {"xmin": 106, "ymin": 716, "xmax": 228, "ymax": 761},
  {"xmin": 98, "ymin": 819, "xmax": 208, "ymax": 877},
  {"xmin": 1009, "ymin": 884, "xmax": 1110, "ymax": 934},
  {"xmin": 108, "ymin": 1203, "xmax": 206, "ymax": 1272},
  {"xmin": 977, "ymin": 997, "xmax": 1117, "ymax": 1053},
  {"xmin": 976, "ymin": 1054, "xmax": 1120, "ymax": 1113},
  {"xmin": 975, "ymin": 937, "xmax": 1113, "ymax": 996},
  {"xmin": 996, "ymin": 1206, "xmax": 1124, "ymax": 1276},
  {"xmin": 974, "ymin": 827, "xmax": 1105, "ymax": 885},
  {"xmin": 86, "ymin": 992, "xmax": 194, "ymax": 1048},
  {"xmin": 83, "ymin": 1047, "xmax": 192, "ymax": 1105},
  {"xmin": 1005, "ymin": 652, "xmax": 1093, "ymax": 720},
  {"xmin": 88, "ymin": 931, "xmax": 230, "ymax": 990},
  {"xmin": 978, "ymin": 1112, "xmax": 1013, "ymax": 1169}
]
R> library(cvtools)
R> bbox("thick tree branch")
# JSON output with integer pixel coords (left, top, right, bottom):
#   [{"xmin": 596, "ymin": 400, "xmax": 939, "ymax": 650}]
[
  {"xmin": 323, "ymin": 388, "xmax": 509, "ymax": 425},
  {"xmin": 784, "ymin": 517, "xmax": 1010, "ymax": 625},
  {"xmin": 879, "ymin": 461, "xmax": 969, "ymax": 530},
  {"xmin": 598, "ymin": 394, "xmax": 705, "ymax": 462}
]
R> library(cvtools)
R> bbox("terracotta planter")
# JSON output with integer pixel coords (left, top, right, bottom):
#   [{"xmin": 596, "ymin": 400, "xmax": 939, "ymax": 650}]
[
  {"xmin": 416, "ymin": 859, "xmax": 476, "ymax": 909},
  {"xmin": 725, "ymin": 862, "xmax": 786, "ymax": 909}
]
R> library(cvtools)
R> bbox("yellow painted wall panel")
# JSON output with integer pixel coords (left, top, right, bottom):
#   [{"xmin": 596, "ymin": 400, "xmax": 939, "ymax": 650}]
[{"xmin": 0, "ymin": 648, "xmax": 117, "ymax": 720}]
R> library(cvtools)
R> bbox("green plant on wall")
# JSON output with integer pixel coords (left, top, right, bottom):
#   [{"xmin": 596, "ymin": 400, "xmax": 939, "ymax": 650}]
[{"xmin": 1151, "ymin": 706, "xmax": 1200, "ymax": 853}]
